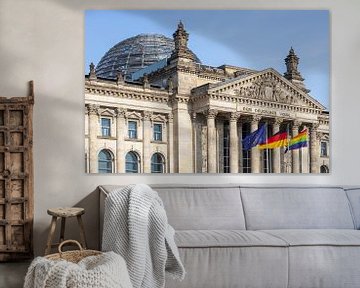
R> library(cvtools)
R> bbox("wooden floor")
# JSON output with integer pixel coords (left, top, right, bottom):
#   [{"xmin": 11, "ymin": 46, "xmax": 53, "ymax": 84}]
[{"xmin": 0, "ymin": 261, "xmax": 30, "ymax": 288}]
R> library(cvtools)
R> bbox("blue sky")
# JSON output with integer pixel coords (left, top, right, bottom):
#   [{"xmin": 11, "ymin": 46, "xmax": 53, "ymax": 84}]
[{"xmin": 85, "ymin": 10, "xmax": 329, "ymax": 108}]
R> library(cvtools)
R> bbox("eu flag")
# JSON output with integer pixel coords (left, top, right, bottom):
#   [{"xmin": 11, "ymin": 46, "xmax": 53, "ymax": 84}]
[{"xmin": 242, "ymin": 124, "xmax": 267, "ymax": 151}]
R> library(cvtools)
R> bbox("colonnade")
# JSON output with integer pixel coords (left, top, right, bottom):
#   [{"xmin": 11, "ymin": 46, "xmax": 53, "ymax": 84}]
[{"xmin": 202, "ymin": 109, "xmax": 320, "ymax": 173}]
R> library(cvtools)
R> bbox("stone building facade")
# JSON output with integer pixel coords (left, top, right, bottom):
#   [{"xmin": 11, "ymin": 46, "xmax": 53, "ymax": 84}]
[{"xmin": 85, "ymin": 22, "xmax": 330, "ymax": 173}]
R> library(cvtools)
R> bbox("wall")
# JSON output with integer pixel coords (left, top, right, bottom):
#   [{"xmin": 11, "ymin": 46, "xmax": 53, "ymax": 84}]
[{"xmin": 0, "ymin": 0, "xmax": 359, "ymax": 256}]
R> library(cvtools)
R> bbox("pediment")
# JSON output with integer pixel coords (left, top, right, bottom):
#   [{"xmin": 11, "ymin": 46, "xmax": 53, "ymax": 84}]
[
  {"xmin": 151, "ymin": 114, "xmax": 167, "ymax": 123},
  {"xmin": 100, "ymin": 108, "xmax": 116, "ymax": 117},
  {"xmin": 126, "ymin": 111, "xmax": 142, "ymax": 120},
  {"xmin": 207, "ymin": 69, "xmax": 325, "ymax": 110}
]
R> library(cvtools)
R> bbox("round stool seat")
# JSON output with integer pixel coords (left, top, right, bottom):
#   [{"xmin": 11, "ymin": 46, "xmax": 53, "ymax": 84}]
[
  {"xmin": 45, "ymin": 207, "xmax": 88, "ymax": 255},
  {"xmin": 47, "ymin": 207, "xmax": 85, "ymax": 218}
]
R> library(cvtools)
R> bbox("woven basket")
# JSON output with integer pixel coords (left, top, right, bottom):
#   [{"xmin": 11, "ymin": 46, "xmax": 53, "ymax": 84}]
[{"xmin": 45, "ymin": 240, "xmax": 102, "ymax": 263}]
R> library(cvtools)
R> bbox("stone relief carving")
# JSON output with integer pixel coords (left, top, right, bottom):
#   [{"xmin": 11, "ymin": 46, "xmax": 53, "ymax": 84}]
[
  {"xmin": 87, "ymin": 104, "xmax": 100, "ymax": 116},
  {"xmin": 143, "ymin": 111, "xmax": 152, "ymax": 121},
  {"xmin": 235, "ymin": 75, "xmax": 298, "ymax": 105},
  {"xmin": 115, "ymin": 107, "xmax": 126, "ymax": 118}
]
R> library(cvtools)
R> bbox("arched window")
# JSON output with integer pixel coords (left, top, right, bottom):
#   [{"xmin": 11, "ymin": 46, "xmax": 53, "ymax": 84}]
[
  {"xmin": 98, "ymin": 149, "xmax": 113, "ymax": 173},
  {"xmin": 151, "ymin": 153, "xmax": 165, "ymax": 173},
  {"xmin": 320, "ymin": 165, "xmax": 329, "ymax": 173},
  {"xmin": 126, "ymin": 152, "xmax": 139, "ymax": 173}
]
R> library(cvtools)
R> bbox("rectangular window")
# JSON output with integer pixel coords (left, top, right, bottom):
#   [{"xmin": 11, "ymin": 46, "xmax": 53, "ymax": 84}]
[
  {"xmin": 101, "ymin": 118, "xmax": 111, "ymax": 137},
  {"xmin": 128, "ymin": 121, "xmax": 137, "ymax": 139},
  {"xmin": 321, "ymin": 141, "xmax": 327, "ymax": 157},
  {"xmin": 153, "ymin": 123, "xmax": 162, "ymax": 141}
]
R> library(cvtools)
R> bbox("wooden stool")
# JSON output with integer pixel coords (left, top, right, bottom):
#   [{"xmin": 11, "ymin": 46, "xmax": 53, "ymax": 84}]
[{"xmin": 45, "ymin": 207, "xmax": 87, "ymax": 255}]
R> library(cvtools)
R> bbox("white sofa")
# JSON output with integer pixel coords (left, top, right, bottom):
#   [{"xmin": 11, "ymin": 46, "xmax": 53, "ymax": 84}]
[{"xmin": 99, "ymin": 185, "xmax": 360, "ymax": 288}]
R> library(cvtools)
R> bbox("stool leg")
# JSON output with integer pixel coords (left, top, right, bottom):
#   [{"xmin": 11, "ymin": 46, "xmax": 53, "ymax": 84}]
[
  {"xmin": 45, "ymin": 216, "xmax": 57, "ymax": 255},
  {"xmin": 77, "ymin": 215, "xmax": 87, "ymax": 249},
  {"xmin": 60, "ymin": 217, "xmax": 66, "ymax": 243}
]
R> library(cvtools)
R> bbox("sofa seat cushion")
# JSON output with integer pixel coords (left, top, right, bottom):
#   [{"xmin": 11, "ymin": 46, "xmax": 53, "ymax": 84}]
[
  {"xmin": 261, "ymin": 230, "xmax": 360, "ymax": 288},
  {"xmin": 262, "ymin": 229, "xmax": 360, "ymax": 246},
  {"xmin": 175, "ymin": 230, "xmax": 288, "ymax": 248}
]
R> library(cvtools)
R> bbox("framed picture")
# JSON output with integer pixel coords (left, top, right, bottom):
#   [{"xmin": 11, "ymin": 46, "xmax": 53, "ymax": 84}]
[{"xmin": 85, "ymin": 10, "xmax": 329, "ymax": 174}]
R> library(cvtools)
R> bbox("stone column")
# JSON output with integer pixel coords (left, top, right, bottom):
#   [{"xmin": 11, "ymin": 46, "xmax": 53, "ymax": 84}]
[
  {"xmin": 251, "ymin": 115, "xmax": 261, "ymax": 173},
  {"xmin": 292, "ymin": 120, "xmax": 301, "ymax": 173},
  {"xmin": 229, "ymin": 112, "xmax": 240, "ymax": 173},
  {"xmin": 310, "ymin": 122, "xmax": 320, "ymax": 173},
  {"xmin": 300, "ymin": 125, "xmax": 310, "ymax": 173},
  {"xmin": 206, "ymin": 109, "xmax": 218, "ymax": 173},
  {"xmin": 116, "ymin": 108, "xmax": 126, "ymax": 173},
  {"xmin": 167, "ymin": 113, "xmax": 174, "ymax": 173},
  {"xmin": 238, "ymin": 120, "xmax": 243, "ymax": 173},
  {"xmin": 87, "ymin": 104, "xmax": 99, "ymax": 173},
  {"xmin": 192, "ymin": 112, "xmax": 197, "ymax": 173},
  {"xmin": 272, "ymin": 118, "xmax": 283, "ymax": 173},
  {"xmin": 143, "ymin": 111, "xmax": 152, "ymax": 173}
]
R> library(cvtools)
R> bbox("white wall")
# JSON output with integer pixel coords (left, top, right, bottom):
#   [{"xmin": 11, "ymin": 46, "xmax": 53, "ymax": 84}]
[{"xmin": 0, "ymin": 0, "xmax": 359, "ymax": 256}]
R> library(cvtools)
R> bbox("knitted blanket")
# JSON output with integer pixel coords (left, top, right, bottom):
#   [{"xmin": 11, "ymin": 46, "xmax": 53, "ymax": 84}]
[
  {"xmin": 102, "ymin": 184, "xmax": 185, "ymax": 288},
  {"xmin": 24, "ymin": 251, "xmax": 132, "ymax": 288}
]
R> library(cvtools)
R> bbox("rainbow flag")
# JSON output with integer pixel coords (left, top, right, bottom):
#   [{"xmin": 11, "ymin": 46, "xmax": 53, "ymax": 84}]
[
  {"xmin": 259, "ymin": 131, "xmax": 288, "ymax": 149},
  {"xmin": 286, "ymin": 129, "xmax": 308, "ymax": 152}
]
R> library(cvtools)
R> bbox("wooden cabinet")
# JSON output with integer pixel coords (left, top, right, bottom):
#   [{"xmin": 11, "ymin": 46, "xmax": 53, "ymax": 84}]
[{"xmin": 0, "ymin": 82, "xmax": 34, "ymax": 261}]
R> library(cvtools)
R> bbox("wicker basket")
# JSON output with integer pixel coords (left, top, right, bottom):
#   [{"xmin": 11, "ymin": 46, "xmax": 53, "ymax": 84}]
[{"xmin": 45, "ymin": 240, "xmax": 102, "ymax": 263}]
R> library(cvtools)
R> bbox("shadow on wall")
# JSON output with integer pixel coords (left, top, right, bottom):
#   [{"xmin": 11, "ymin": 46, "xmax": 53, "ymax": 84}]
[{"xmin": 38, "ymin": 188, "xmax": 100, "ymax": 256}]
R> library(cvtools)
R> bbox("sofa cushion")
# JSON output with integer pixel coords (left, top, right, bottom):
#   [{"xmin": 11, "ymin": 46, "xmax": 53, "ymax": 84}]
[
  {"xmin": 165, "ymin": 246, "xmax": 289, "ymax": 288},
  {"xmin": 153, "ymin": 186, "xmax": 246, "ymax": 230},
  {"xmin": 100, "ymin": 185, "xmax": 246, "ymax": 230},
  {"xmin": 262, "ymin": 230, "xmax": 360, "ymax": 287},
  {"xmin": 345, "ymin": 188, "xmax": 360, "ymax": 229},
  {"xmin": 240, "ymin": 187, "xmax": 355, "ymax": 230},
  {"xmin": 175, "ymin": 230, "xmax": 288, "ymax": 248},
  {"xmin": 262, "ymin": 229, "xmax": 360, "ymax": 246}
]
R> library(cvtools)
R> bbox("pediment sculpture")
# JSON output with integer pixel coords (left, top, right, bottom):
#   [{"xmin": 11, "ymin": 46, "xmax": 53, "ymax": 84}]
[{"xmin": 235, "ymin": 75, "xmax": 297, "ymax": 105}]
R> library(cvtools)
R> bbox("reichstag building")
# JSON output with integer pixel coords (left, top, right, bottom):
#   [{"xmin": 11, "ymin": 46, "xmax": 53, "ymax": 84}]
[{"xmin": 85, "ymin": 22, "xmax": 330, "ymax": 173}]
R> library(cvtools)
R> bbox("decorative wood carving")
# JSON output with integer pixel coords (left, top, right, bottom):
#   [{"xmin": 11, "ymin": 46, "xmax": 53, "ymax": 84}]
[{"xmin": 0, "ymin": 81, "xmax": 34, "ymax": 261}]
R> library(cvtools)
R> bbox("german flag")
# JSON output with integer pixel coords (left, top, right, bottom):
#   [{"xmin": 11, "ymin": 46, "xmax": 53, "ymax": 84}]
[{"xmin": 259, "ymin": 131, "xmax": 288, "ymax": 149}]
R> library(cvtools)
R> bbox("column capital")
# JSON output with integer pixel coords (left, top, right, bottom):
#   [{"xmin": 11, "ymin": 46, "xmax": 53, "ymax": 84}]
[
  {"xmin": 205, "ymin": 109, "xmax": 218, "ymax": 120},
  {"xmin": 115, "ymin": 107, "xmax": 126, "ymax": 118},
  {"xmin": 316, "ymin": 131, "xmax": 323, "ymax": 141},
  {"xmin": 292, "ymin": 120, "xmax": 302, "ymax": 129},
  {"xmin": 273, "ymin": 117, "xmax": 284, "ymax": 126},
  {"xmin": 168, "ymin": 113, "xmax": 174, "ymax": 123},
  {"xmin": 310, "ymin": 122, "xmax": 320, "ymax": 131},
  {"xmin": 251, "ymin": 115, "xmax": 262, "ymax": 124},
  {"xmin": 143, "ymin": 111, "xmax": 152, "ymax": 121},
  {"xmin": 87, "ymin": 104, "xmax": 100, "ymax": 116},
  {"xmin": 229, "ymin": 112, "xmax": 240, "ymax": 122}
]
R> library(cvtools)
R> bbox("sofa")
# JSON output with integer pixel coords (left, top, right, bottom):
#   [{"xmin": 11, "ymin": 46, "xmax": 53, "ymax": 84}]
[{"xmin": 99, "ymin": 185, "xmax": 360, "ymax": 288}]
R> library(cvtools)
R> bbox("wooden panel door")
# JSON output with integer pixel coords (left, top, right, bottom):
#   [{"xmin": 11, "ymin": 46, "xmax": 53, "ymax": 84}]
[{"xmin": 0, "ymin": 82, "xmax": 34, "ymax": 261}]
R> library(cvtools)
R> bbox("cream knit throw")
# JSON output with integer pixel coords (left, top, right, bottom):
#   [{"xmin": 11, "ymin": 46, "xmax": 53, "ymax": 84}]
[
  {"xmin": 23, "ymin": 251, "xmax": 133, "ymax": 288},
  {"xmin": 102, "ymin": 184, "xmax": 185, "ymax": 288}
]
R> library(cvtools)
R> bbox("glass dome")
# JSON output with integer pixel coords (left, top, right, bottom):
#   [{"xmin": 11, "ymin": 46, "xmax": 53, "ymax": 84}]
[{"xmin": 95, "ymin": 34, "xmax": 200, "ymax": 79}]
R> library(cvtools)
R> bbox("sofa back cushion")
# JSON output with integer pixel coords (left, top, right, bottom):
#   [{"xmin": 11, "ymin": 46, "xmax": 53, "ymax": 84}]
[
  {"xmin": 152, "ymin": 185, "xmax": 246, "ymax": 230},
  {"xmin": 240, "ymin": 187, "xmax": 355, "ymax": 230},
  {"xmin": 345, "ymin": 188, "xmax": 360, "ymax": 229}
]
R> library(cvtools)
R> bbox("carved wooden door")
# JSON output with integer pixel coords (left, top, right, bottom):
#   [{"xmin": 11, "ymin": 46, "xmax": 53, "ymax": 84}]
[{"xmin": 0, "ymin": 82, "xmax": 34, "ymax": 261}]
